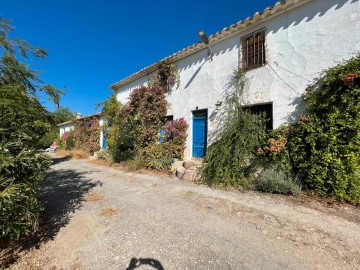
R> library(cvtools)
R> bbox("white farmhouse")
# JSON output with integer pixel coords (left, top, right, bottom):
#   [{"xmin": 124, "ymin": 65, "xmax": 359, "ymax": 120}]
[
  {"xmin": 58, "ymin": 112, "xmax": 107, "ymax": 149},
  {"xmin": 111, "ymin": 0, "xmax": 359, "ymax": 160}
]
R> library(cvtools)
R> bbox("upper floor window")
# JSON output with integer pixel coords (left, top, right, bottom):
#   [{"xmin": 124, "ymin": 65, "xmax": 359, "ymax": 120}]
[{"xmin": 241, "ymin": 29, "xmax": 266, "ymax": 70}]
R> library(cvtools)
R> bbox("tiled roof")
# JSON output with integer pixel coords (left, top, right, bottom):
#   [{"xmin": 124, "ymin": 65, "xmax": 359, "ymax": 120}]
[
  {"xmin": 110, "ymin": 0, "xmax": 311, "ymax": 90},
  {"xmin": 57, "ymin": 112, "xmax": 102, "ymax": 127}
]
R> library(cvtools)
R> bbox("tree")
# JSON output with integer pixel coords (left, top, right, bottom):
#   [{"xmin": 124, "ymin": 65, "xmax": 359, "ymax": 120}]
[
  {"xmin": 53, "ymin": 107, "xmax": 76, "ymax": 124},
  {"xmin": 0, "ymin": 17, "xmax": 62, "ymax": 244},
  {"xmin": 39, "ymin": 107, "xmax": 76, "ymax": 147}
]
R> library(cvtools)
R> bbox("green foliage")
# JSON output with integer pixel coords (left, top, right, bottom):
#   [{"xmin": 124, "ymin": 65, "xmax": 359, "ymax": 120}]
[
  {"xmin": 153, "ymin": 61, "xmax": 179, "ymax": 90},
  {"xmin": 53, "ymin": 107, "xmax": 76, "ymax": 124},
  {"xmin": 0, "ymin": 18, "xmax": 61, "ymax": 244},
  {"xmin": 0, "ymin": 131, "xmax": 52, "ymax": 244},
  {"xmin": 202, "ymin": 110, "xmax": 266, "ymax": 188},
  {"xmin": 97, "ymin": 149, "xmax": 114, "ymax": 164},
  {"xmin": 97, "ymin": 94, "xmax": 122, "ymax": 151},
  {"xmin": 112, "ymin": 85, "xmax": 168, "ymax": 162},
  {"xmin": 39, "ymin": 107, "xmax": 76, "ymax": 147},
  {"xmin": 255, "ymin": 126, "xmax": 292, "ymax": 174},
  {"xmin": 254, "ymin": 169, "xmax": 301, "ymax": 195},
  {"xmin": 104, "ymin": 61, "xmax": 182, "ymax": 170},
  {"xmin": 60, "ymin": 117, "xmax": 101, "ymax": 154},
  {"xmin": 0, "ymin": 84, "xmax": 51, "ymax": 148},
  {"xmin": 202, "ymin": 68, "xmax": 267, "ymax": 188},
  {"xmin": 163, "ymin": 118, "xmax": 189, "ymax": 159},
  {"xmin": 285, "ymin": 55, "xmax": 360, "ymax": 204},
  {"xmin": 138, "ymin": 144, "xmax": 173, "ymax": 171},
  {"xmin": 73, "ymin": 117, "xmax": 101, "ymax": 154}
]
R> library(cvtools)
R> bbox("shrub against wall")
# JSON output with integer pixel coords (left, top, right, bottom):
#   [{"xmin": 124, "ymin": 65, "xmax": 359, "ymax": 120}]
[
  {"xmin": 285, "ymin": 55, "xmax": 360, "ymax": 204},
  {"xmin": 202, "ymin": 110, "xmax": 266, "ymax": 188},
  {"xmin": 74, "ymin": 117, "xmax": 100, "ymax": 154},
  {"xmin": 163, "ymin": 118, "xmax": 189, "ymax": 160},
  {"xmin": 59, "ymin": 117, "xmax": 100, "ymax": 154}
]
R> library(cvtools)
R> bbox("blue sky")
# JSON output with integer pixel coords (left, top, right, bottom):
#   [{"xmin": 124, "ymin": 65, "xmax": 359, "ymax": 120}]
[{"xmin": 1, "ymin": 0, "xmax": 279, "ymax": 115}]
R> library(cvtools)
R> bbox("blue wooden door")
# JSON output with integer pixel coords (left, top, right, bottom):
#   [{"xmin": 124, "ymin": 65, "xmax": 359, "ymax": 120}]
[
  {"xmin": 192, "ymin": 112, "xmax": 207, "ymax": 158},
  {"xmin": 102, "ymin": 130, "xmax": 107, "ymax": 149}
]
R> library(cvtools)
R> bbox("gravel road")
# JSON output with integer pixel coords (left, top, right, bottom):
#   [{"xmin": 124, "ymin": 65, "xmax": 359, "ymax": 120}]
[{"xmin": 8, "ymin": 155, "xmax": 360, "ymax": 270}]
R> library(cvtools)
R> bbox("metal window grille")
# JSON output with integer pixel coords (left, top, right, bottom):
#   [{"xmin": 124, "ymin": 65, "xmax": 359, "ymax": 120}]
[{"xmin": 241, "ymin": 29, "xmax": 266, "ymax": 69}]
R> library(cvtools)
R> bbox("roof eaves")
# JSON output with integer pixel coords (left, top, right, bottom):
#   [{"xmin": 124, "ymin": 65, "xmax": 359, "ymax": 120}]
[
  {"xmin": 110, "ymin": 0, "xmax": 311, "ymax": 90},
  {"xmin": 57, "ymin": 112, "xmax": 102, "ymax": 127}
]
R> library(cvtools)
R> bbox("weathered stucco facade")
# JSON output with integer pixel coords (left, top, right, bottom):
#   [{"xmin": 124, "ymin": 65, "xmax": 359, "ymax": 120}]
[{"xmin": 111, "ymin": 0, "xmax": 360, "ymax": 160}]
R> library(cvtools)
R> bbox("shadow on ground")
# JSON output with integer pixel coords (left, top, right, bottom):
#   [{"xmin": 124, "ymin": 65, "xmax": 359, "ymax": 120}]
[
  {"xmin": 126, "ymin": 258, "xmax": 164, "ymax": 270},
  {"xmin": 50, "ymin": 155, "xmax": 71, "ymax": 165},
  {"xmin": 1, "ymin": 158, "xmax": 102, "ymax": 268},
  {"xmin": 30, "ymin": 166, "xmax": 102, "ymax": 247}
]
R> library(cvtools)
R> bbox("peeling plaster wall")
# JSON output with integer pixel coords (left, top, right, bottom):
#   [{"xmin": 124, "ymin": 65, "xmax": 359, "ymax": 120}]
[{"xmin": 114, "ymin": 0, "xmax": 360, "ymax": 160}]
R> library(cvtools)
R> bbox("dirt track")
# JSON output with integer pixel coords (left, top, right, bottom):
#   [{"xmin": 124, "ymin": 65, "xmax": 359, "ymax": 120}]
[{"xmin": 7, "ymin": 155, "xmax": 360, "ymax": 270}]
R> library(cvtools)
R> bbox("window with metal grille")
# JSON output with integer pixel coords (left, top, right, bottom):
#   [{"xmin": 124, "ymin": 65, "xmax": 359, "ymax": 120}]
[{"xmin": 241, "ymin": 29, "xmax": 266, "ymax": 70}]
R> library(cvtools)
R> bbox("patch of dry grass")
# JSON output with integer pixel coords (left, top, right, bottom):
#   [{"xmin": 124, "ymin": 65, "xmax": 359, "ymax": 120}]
[
  {"xmin": 85, "ymin": 192, "xmax": 104, "ymax": 202},
  {"xmin": 99, "ymin": 208, "xmax": 119, "ymax": 218},
  {"xmin": 55, "ymin": 149, "xmax": 89, "ymax": 159},
  {"xmin": 69, "ymin": 150, "xmax": 89, "ymax": 159},
  {"xmin": 55, "ymin": 149, "xmax": 71, "ymax": 158}
]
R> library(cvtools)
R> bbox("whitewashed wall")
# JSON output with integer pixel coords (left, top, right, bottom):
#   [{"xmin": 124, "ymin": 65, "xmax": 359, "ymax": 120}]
[
  {"xmin": 59, "ymin": 123, "xmax": 75, "ymax": 137},
  {"xmin": 114, "ymin": 0, "xmax": 360, "ymax": 159}
]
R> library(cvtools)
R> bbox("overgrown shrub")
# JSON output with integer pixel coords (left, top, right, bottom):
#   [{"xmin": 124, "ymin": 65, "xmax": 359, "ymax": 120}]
[
  {"xmin": 202, "ymin": 110, "xmax": 266, "ymax": 188},
  {"xmin": 138, "ymin": 144, "xmax": 173, "ymax": 171},
  {"xmin": 163, "ymin": 118, "xmax": 188, "ymax": 160},
  {"xmin": 74, "ymin": 117, "xmax": 100, "ymax": 154},
  {"xmin": 254, "ymin": 169, "xmax": 301, "ymax": 195},
  {"xmin": 201, "ymin": 68, "xmax": 267, "ymax": 188},
  {"xmin": 285, "ymin": 55, "xmax": 360, "ymax": 204},
  {"xmin": 0, "ymin": 132, "xmax": 52, "ymax": 244},
  {"xmin": 111, "ymin": 84, "xmax": 168, "ymax": 162},
  {"xmin": 0, "ymin": 18, "xmax": 62, "ymax": 246},
  {"xmin": 255, "ymin": 126, "xmax": 292, "ymax": 174},
  {"xmin": 97, "ymin": 149, "xmax": 114, "ymax": 164}
]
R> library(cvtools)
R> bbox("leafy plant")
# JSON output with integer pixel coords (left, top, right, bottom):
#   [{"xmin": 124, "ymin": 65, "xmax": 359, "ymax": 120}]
[
  {"xmin": 202, "ymin": 110, "xmax": 266, "ymax": 188},
  {"xmin": 0, "ymin": 18, "xmax": 62, "ymax": 245},
  {"xmin": 201, "ymin": 68, "xmax": 267, "ymax": 188},
  {"xmin": 254, "ymin": 169, "xmax": 301, "ymax": 195},
  {"xmin": 0, "ymin": 132, "xmax": 52, "ymax": 245},
  {"xmin": 163, "ymin": 118, "xmax": 189, "ymax": 159},
  {"xmin": 284, "ymin": 56, "xmax": 360, "ymax": 204},
  {"xmin": 138, "ymin": 144, "xmax": 173, "ymax": 171}
]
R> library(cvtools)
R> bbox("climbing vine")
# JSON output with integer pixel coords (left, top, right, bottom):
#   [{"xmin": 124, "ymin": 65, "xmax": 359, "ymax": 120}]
[
  {"xmin": 59, "ymin": 117, "xmax": 100, "ymax": 154},
  {"xmin": 109, "ymin": 61, "xmax": 183, "ymax": 170}
]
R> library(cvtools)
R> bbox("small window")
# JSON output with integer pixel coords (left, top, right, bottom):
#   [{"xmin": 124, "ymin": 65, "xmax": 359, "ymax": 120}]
[
  {"xmin": 159, "ymin": 115, "xmax": 174, "ymax": 144},
  {"xmin": 241, "ymin": 29, "xmax": 266, "ymax": 70},
  {"xmin": 243, "ymin": 103, "xmax": 273, "ymax": 130}
]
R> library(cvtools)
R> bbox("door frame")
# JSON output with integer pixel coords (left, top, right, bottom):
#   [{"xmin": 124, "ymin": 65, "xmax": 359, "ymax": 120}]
[{"xmin": 192, "ymin": 109, "xmax": 208, "ymax": 158}]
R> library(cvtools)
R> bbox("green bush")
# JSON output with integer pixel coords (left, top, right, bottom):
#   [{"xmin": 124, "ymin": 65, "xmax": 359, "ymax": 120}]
[
  {"xmin": 286, "ymin": 55, "xmax": 360, "ymax": 204},
  {"xmin": 254, "ymin": 169, "xmax": 301, "ymax": 195},
  {"xmin": 202, "ymin": 110, "xmax": 266, "ymax": 188},
  {"xmin": 0, "ymin": 133, "xmax": 52, "ymax": 244},
  {"xmin": 138, "ymin": 143, "xmax": 173, "ymax": 171},
  {"xmin": 125, "ymin": 158, "xmax": 146, "ymax": 171},
  {"xmin": 97, "ymin": 149, "xmax": 114, "ymax": 164}
]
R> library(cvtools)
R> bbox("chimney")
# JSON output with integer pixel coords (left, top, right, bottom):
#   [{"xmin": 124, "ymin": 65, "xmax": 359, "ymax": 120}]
[{"xmin": 76, "ymin": 113, "xmax": 81, "ymax": 119}]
